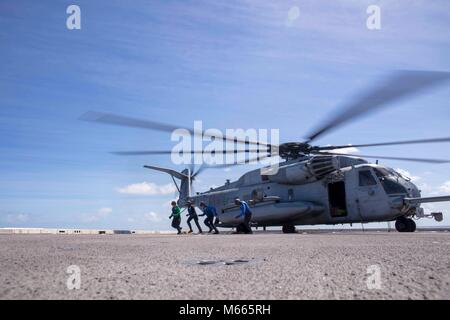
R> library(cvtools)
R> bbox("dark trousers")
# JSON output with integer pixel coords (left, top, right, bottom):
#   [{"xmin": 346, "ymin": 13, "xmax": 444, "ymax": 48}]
[
  {"xmin": 187, "ymin": 215, "xmax": 202, "ymax": 233},
  {"xmin": 242, "ymin": 213, "xmax": 252, "ymax": 234},
  {"xmin": 204, "ymin": 216, "xmax": 219, "ymax": 233},
  {"xmin": 171, "ymin": 217, "xmax": 181, "ymax": 233}
]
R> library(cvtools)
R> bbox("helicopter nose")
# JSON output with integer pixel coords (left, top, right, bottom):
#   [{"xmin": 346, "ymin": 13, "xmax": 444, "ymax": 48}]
[{"xmin": 407, "ymin": 183, "xmax": 421, "ymax": 198}]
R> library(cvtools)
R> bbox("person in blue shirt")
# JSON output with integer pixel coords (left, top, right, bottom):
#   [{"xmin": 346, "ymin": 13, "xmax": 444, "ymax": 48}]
[
  {"xmin": 199, "ymin": 201, "xmax": 219, "ymax": 234},
  {"xmin": 234, "ymin": 198, "xmax": 253, "ymax": 234}
]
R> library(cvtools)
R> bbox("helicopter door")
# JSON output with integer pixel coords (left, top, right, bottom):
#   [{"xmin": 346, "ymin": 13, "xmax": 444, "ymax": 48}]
[
  {"xmin": 328, "ymin": 181, "xmax": 348, "ymax": 217},
  {"xmin": 354, "ymin": 169, "xmax": 390, "ymax": 220}
]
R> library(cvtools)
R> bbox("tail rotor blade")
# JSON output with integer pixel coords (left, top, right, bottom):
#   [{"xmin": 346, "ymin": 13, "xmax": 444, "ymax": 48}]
[
  {"xmin": 189, "ymin": 163, "xmax": 195, "ymax": 176},
  {"xmin": 192, "ymin": 163, "xmax": 205, "ymax": 179}
]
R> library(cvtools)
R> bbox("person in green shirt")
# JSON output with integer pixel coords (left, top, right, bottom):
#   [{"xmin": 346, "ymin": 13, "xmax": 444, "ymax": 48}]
[{"xmin": 169, "ymin": 201, "xmax": 182, "ymax": 234}]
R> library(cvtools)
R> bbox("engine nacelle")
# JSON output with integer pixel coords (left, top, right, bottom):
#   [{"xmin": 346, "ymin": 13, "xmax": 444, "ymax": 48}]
[{"xmin": 262, "ymin": 156, "xmax": 340, "ymax": 185}]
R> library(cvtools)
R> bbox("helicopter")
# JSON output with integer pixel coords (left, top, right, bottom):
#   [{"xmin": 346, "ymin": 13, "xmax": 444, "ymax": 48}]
[{"xmin": 82, "ymin": 70, "xmax": 450, "ymax": 233}]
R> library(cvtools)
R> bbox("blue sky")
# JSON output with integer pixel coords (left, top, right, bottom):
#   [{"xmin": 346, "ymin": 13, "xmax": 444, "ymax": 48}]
[{"xmin": 0, "ymin": 0, "xmax": 449, "ymax": 230}]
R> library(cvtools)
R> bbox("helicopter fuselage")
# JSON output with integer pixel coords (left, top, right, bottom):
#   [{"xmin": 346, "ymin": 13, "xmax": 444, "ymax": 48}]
[{"xmin": 188, "ymin": 155, "xmax": 424, "ymax": 228}]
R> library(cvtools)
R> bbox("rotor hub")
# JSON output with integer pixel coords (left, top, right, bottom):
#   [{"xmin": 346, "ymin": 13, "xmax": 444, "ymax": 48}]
[{"xmin": 278, "ymin": 142, "xmax": 312, "ymax": 159}]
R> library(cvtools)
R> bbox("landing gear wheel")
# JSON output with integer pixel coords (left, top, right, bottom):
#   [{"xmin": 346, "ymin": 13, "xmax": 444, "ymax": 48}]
[
  {"xmin": 395, "ymin": 217, "xmax": 408, "ymax": 232},
  {"xmin": 406, "ymin": 219, "xmax": 416, "ymax": 232},
  {"xmin": 236, "ymin": 224, "xmax": 246, "ymax": 234},
  {"xmin": 395, "ymin": 217, "xmax": 416, "ymax": 232},
  {"xmin": 282, "ymin": 225, "xmax": 296, "ymax": 234}
]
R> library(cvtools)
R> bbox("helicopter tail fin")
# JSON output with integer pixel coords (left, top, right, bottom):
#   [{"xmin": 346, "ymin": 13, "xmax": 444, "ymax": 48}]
[
  {"xmin": 143, "ymin": 165, "xmax": 191, "ymax": 205},
  {"xmin": 178, "ymin": 168, "xmax": 190, "ymax": 205}
]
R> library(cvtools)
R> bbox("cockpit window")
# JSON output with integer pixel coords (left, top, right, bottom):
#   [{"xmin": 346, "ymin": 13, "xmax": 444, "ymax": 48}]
[
  {"xmin": 374, "ymin": 167, "xmax": 406, "ymax": 180},
  {"xmin": 359, "ymin": 170, "xmax": 377, "ymax": 186},
  {"xmin": 373, "ymin": 167, "xmax": 392, "ymax": 178},
  {"xmin": 394, "ymin": 170, "xmax": 411, "ymax": 181},
  {"xmin": 373, "ymin": 168, "xmax": 407, "ymax": 195}
]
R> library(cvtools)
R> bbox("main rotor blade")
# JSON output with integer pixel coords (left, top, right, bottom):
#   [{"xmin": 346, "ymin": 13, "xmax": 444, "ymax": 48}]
[
  {"xmin": 111, "ymin": 149, "xmax": 264, "ymax": 156},
  {"xmin": 80, "ymin": 111, "xmax": 271, "ymax": 147},
  {"xmin": 317, "ymin": 136, "xmax": 450, "ymax": 151},
  {"xmin": 306, "ymin": 70, "xmax": 450, "ymax": 142},
  {"xmin": 192, "ymin": 154, "xmax": 270, "ymax": 177},
  {"xmin": 315, "ymin": 151, "xmax": 450, "ymax": 164}
]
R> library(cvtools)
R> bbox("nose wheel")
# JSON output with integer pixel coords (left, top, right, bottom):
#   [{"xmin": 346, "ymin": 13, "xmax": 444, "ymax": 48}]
[{"xmin": 395, "ymin": 216, "xmax": 416, "ymax": 232}]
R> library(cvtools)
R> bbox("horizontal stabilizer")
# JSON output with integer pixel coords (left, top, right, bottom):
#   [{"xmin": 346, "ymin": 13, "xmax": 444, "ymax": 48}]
[{"xmin": 404, "ymin": 195, "xmax": 450, "ymax": 205}]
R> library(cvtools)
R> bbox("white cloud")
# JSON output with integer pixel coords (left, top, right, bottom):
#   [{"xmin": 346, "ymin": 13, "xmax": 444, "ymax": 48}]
[
  {"xmin": 98, "ymin": 207, "xmax": 112, "ymax": 216},
  {"xmin": 398, "ymin": 176, "xmax": 450, "ymax": 197},
  {"xmin": 125, "ymin": 211, "xmax": 164, "ymax": 225},
  {"xmin": 4, "ymin": 213, "xmax": 29, "ymax": 224},
  {"xmin": 117, "ymin": 182, "xmax": 176, "ymax": 196},
  {"xmin": 143, "ymin": 211, "xmax": 162, "ymax": 222},
  {"xmin": 82, "ymin": 207, "xmax": 112, "ymax": 223},
  {"xmin": 439, "ymin": 181, "xmax": 450, "ymax": 194},
  {"xmin": 416, "ymin": 182, "xmax": 434, "ymax": 195},
  {"xmin": 396, "ymin": 169, "xmax": 421, "ymax": 182}
]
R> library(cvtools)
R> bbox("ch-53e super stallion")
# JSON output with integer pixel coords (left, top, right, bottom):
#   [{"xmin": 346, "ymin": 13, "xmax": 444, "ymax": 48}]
[{"xmin": 82, "ymin": 70, "xmax": 450, "ymax": 233}]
